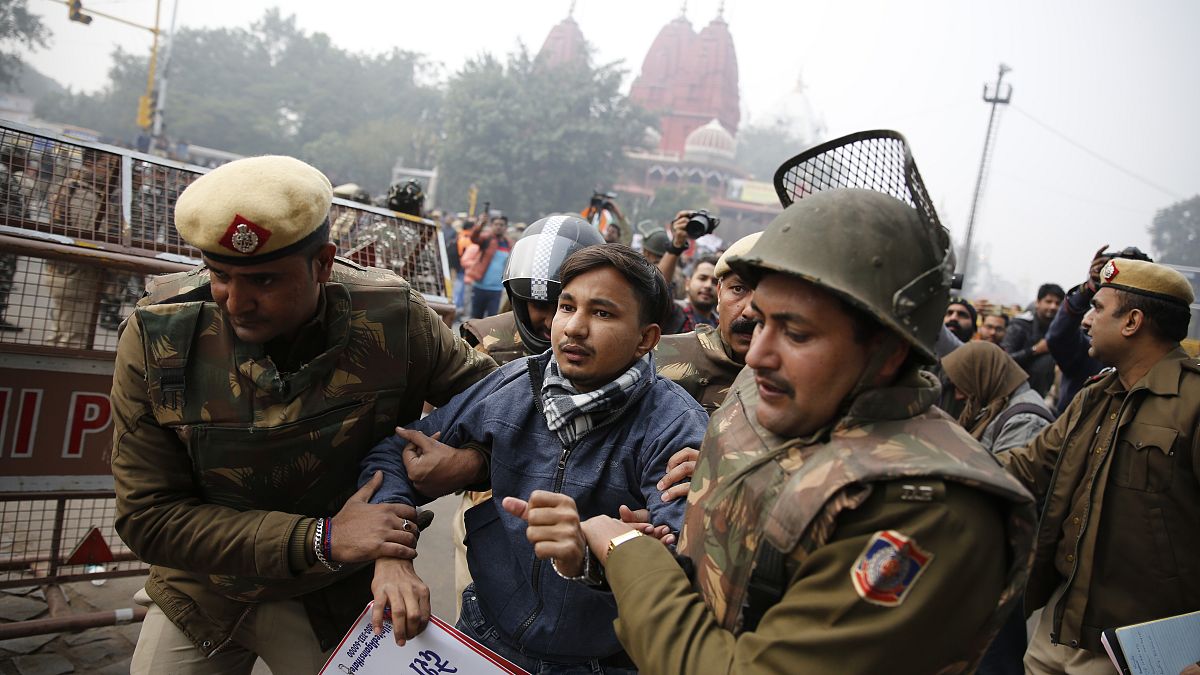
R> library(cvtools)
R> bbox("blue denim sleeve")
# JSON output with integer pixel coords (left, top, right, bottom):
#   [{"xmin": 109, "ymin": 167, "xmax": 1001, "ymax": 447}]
[
  {"xmin": 641, "ymin": 405, "xmax": 710, "ymax": 533},
  {"xmin": 359, "ymin": 362, "xmax": 516, "ymax": 506}
]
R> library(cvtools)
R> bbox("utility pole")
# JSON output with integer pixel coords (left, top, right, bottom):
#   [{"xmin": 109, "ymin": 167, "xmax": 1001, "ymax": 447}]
[
  {"xmin": 960, "ymin": 63, "xmax": 1012, "ymax": 287},
  {"xmin": 59, "ymin": 0, "xmax": 161, "ymax": 135},
  {"xmin": 151, "ymin": 0, "xmax": 181, "ymax": 141}
]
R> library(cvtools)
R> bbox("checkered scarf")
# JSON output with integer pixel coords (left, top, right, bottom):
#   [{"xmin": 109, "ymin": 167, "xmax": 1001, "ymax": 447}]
[{"xmin": 541, "ymin": 352, "xmax": 654, "ymax": 447}]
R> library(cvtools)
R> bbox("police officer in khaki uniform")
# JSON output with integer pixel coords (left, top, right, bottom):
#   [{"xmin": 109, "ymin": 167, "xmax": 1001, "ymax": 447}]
[
  {"xmin": 111, "ymin": 156, "xmax": 495, "ymax": 674},
  {"xmin": 506, "ymin": 133, "xmax": 1037, "ymax": 674},
  {"xmin": 655, "ymin": 232, "xmax": 761, "ymax": 413},
  {"xmin": 1005, "ymin": 258, "xmax": 1200, "ymax": 675}
]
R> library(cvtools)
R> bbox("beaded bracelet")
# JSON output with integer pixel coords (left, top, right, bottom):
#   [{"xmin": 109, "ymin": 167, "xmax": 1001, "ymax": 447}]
[
  {"xmin": 551, "ymin": 544, "xmax": 603, "ymax": 586},
  {"xmin": 314, "ymin": 517, "xmax": 342, "ymax": 572}
]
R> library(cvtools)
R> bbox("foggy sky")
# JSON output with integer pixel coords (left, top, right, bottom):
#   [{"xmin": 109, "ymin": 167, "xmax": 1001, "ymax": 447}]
[{"xmin": 28, "ymin": 0, "xmax": 1200, "ymax": 303}]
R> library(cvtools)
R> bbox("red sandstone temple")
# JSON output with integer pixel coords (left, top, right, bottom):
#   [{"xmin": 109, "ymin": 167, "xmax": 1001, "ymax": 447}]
[{"xmin": 537, "ymin": 4, "xmax": 780, "ymax": 241}]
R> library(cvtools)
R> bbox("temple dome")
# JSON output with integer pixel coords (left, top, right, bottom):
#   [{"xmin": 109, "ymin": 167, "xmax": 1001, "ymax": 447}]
[
  {"xmin": 628, "ymin": 11, "xmax": 740, "ymax": 155},
  {"xmin": 684, "ymin": 119, "xmax": 736, "ymax": 165},
  {"xmin": 536, "ymin": 16, "xmax": 587, "ymax": 67}
]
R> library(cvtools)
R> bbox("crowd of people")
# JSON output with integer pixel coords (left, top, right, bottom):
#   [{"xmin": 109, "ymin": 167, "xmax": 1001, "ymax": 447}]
[{"xmin": 104, "ymin": 136, "xmax": 1199, "ymax": 675}]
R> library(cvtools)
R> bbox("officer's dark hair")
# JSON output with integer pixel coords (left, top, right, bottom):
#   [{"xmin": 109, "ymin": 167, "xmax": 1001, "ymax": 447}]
[
  {"xmin": 1113, "ymin": 289, "xmax": 1192, "ymax": 343},
  {"xmin": 1037, "ymin": 283, "xmax": 1065, "ymax": 301},
  {"xmin": 559, "ymin": 244, "xmax": 669, "ymax": 327}
]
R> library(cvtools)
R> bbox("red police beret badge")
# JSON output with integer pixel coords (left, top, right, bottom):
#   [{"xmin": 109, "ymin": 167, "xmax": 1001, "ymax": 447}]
[{"xmin": 219, "ymin": 214, "xmax": 272, "ymax": 255}]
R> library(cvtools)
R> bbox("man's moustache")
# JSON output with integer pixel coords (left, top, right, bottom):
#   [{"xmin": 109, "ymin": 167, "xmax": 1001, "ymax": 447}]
[
  {"xmin": 729, "ymin": 317, "xmax": 757, "ymax": 336},
  {"xmin": 753, "ymin": 369, "xmax": 796, "ymax": 397}
]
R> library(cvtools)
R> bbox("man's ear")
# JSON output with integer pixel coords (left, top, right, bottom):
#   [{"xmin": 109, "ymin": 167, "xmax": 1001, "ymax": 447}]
[
  {"xmin": 314, "ymin": 243, "xmax": 337, "ymax": 283},
  {"xmin": 879, "ymin": 340, "xmax": 911, "ymax": 380},
  {"xmin": 636, "ymin": 323, "xmax": 662, "ymax": 357},
  {"xmin": 869, "ymin": 333, "xmax": 911, "ymax": 386},
  {"xmin": 1120, "ymin": 308, "xmax": 1145, "ymax": 338}
]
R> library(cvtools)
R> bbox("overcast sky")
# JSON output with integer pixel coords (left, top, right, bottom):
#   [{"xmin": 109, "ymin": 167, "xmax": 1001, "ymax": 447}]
[{"xmin": 26, "ymin": 0, "xmax": 1200, "ymax": 303}]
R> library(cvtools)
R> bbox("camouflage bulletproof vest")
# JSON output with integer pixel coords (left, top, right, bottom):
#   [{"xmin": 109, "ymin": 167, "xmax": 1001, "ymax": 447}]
[
  {"xmin": 134, "ymin": 260, "xmax": 415, "ymax": 602},
  {"xmin": 460, "ymin": 311, "xmax": 530, "ymax": 365},
  {"xmin": 679, "ymin": 367, "xmax": 1035, "ymax": 657},
  {"xmin": 654, "ymin": 324, "xmax": 743, "ymax": 413}
]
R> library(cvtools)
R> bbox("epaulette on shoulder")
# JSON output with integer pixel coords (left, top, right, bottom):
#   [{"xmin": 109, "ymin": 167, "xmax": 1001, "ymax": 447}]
[
  {"xmin": 1084, "ymin": 366, "xmax": 1117, "ymax": 386},
  {"xmin": 1182, "ymin": 359, "xmax": 1200, "ymax": 375},
  {"xmin": 137, "ymin": 266, "xmax": 211, "ymax": 307},
  {"xmin": 330, "ymin": 257, "xmax": 409, "ymax": 289}
]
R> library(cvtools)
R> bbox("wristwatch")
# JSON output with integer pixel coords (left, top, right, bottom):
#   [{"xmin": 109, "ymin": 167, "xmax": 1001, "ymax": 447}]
[{"xmin": 607, "ymin": 530, "xmax": 644, "ymax": 556}]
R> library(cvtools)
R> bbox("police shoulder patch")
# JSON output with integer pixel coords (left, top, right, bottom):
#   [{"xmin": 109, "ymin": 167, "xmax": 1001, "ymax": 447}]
[
  {"xmin": 1085, "ymin": 366, "xmax": 1117, "ymax": 386},
  {"xmin": 850, "ymin": 530, "xmax": 933, "ymax": 607}
]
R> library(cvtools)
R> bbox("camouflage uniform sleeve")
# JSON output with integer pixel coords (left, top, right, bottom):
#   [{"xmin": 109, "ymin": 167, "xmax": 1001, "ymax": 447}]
[
  {"xmin": 111, "ymin": 314, "xmax": 311, "ymax": 578},
  {"xmin": 408, "ymin": 290, "xmax": 497, "ymax": 407},
  {"xmin": 608, "ymin": 481, "xmax": 1007, "ymax": 674}
]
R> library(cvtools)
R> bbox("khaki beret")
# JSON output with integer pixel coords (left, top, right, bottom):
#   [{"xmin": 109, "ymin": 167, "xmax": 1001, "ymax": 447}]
[
  {"xmin": 1100, "ymin": 258, "xmax": 1194, "ymax": 307},
  {"xmin": 175, "ymin": 156, "xmax": 333, "ymax": 264},
  {"xmin": 714, "ymin": 232, "xmax": 763, "ymax": 279}
]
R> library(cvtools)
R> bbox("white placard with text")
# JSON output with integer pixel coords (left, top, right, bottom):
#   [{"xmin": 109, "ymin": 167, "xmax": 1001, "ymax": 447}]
[{"xmin": 319, "ymin": 603, "xmax": 526, "ymax": 675}]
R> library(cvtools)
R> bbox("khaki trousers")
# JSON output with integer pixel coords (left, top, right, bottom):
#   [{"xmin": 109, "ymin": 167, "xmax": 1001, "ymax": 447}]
[
  {"xmin": 453, "ymin": 491, "xmax": 492, "ymax": 622},
  {"xmin": 1023, "ymin": 586, "xmax": 1115, "ymax": 675},
  {"xmin": 44, "ymin": 261, "xmax": 101, "ymax": 348},
  {"xmin": 131, "ymin": 593, "xmax": 334, "ymax": 675}
]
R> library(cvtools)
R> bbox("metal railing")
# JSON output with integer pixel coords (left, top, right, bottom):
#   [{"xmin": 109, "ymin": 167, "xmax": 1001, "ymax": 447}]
[
  {"xmin": 0, "ymin": 490, "xmax": 146, "ymax": 589},
  {"xmin": 0, "ymin": 490, "xmax": 148, "ymax": 640},
  {"xmin": 0, "ymin": 119, "xmax": 453, "ymax": 352}
]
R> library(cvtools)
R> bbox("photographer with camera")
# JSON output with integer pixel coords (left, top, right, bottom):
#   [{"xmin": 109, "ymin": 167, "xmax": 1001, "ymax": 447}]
[
  {"xmin": 656, "ymin": 209, "xmax": 719, "ymax": 289},
  {"xmin": 582, "ymin": 190, "xmax": 630, "ymax": 247}
]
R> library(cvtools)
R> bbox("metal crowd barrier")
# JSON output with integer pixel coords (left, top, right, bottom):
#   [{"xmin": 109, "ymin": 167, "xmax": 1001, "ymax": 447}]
[
  {"xmin": 0, "ymin": 119, "xmax": 454, "ymax": 639},
  {"xmin": 0, "ymin": 118, "xmax": 453, "ymax": 356},
  {"xmin": 0, "ymin": 491, "xmax": 148, "ymax": 639}
]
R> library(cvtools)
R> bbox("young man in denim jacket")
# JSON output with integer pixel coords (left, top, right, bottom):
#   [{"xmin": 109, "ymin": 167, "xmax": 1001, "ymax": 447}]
[{"xmin": 359, "ymin": 244, "xmax": 709, "ymax": 673}]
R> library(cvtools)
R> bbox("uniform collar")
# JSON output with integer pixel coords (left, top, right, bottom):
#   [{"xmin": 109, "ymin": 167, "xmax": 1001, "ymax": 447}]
[
  {"xmin": 1123, "ymin": 346, "xmax": 1191, "ymax": 397},
  {"xmin": 695, "ymin": 324, "xmax": 741, "ymax": 368},
  {"xmin": 236, "ymin": 284, "xmax": 352, "ymax": 400}
]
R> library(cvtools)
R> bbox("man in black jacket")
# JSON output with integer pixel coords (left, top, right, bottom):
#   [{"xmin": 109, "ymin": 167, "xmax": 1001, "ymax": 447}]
[{"xmin": 1001, "ymin": 283, "xmax": 1064, "ymax": 397}]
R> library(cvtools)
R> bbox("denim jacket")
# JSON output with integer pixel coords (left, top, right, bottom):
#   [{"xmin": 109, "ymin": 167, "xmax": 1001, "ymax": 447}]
[{"xmin": 360, "ymin": 351, "xmax": 709, "ymax": 662}]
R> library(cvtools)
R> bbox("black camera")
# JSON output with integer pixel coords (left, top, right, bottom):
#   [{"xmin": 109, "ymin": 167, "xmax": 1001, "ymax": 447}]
[
  {"xmin": 590, "ymin": 190, "xmax": 617, "ymax": 212},
  {"xmin": 685, "ymin": 209, "xmax": 720, "ymax": 239}
]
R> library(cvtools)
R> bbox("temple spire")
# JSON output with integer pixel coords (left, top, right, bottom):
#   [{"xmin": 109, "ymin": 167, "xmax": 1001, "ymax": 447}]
[
  {"xmin": 568, "ymin": 0, "xmax": 576, "ymax": 17},
  {"xmin": 717, "ymin": 0, "xmax": 725, "ymax": 18}
]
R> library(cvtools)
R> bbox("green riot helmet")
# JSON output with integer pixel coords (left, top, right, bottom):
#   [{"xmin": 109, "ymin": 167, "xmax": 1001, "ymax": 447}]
[
  {"xmin": 502, "ymin": 214, "xmax": 605, "ymax": 354},
  {"xmin": 641, "ymin": 229, "xmax": 670, "ymax": 257},
  {"xmin": 728, "ymin": 131, "xmax": 955, "ymax": 364}
]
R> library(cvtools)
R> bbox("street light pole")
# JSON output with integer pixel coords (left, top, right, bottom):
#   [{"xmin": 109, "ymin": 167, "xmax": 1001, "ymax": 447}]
[
  {"xmin": 961, "ymin": 63, "xmax": 1012, "ymax": 288},
  {"xmin": 57, "ymin": 0, "xmax": 161, "ymax": 133},
  {"xmin": 151, "ymin": 0, "xmax": 181, "ymax": 141}
]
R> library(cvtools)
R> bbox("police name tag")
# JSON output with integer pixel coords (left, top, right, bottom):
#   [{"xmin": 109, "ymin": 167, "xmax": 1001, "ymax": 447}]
[{"xmin": 319, "ymin": 603, "xmax": 526, "ymax": 675}]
